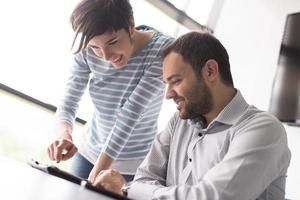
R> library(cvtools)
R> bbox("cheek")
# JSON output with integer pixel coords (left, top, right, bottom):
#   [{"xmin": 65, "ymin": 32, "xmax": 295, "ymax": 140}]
[
  {"xmin": 111, "ymin": 45, "xmax": 126, "ymax": 56},
  {"xmin": 119, "ymin": 40, "xmax": 133, "ymax": 56},
  {"xmin": 178, "ymin": 83, "xmax": 191, "ymax": 97},
  {"xmin": 92, "ymin": 49, "xmax": 103, "ymax": 57},
  {"xmin": 184, "ymin": 84, "xmax": 200, "ymax": 101}
]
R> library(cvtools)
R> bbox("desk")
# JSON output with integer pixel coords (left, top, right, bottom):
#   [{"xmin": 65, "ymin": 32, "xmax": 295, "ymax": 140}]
[{"xmin": 0, "ymin": 156, "xmax": 116, "ymax": 200}]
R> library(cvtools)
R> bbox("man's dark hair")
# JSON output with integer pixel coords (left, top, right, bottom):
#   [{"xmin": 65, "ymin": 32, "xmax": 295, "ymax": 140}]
[
  {"xmin": 163, "ymin": 31, "xmax": 234, "ymax": 86},
  {"xmin": 70, "ymin": 0, "xmax": 133, "ymax": 53}
]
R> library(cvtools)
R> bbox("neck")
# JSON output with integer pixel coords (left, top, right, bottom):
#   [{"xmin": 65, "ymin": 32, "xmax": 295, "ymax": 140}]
[
  {"xmin": 204, "ymin": 86, "xmax": 236, "ymax": 126},
  {"xmin": 132, "ymin": 29, "xmax": 154, "ymax": 54}
]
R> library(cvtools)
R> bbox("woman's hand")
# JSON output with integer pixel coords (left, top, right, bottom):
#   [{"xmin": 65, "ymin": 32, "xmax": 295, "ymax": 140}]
[
  {"xmin": 47, "ymin": 122, "xmax": 77, "ymax": 163},
  {"xmin": 88, "ymin": 153, "xmax": 114, "ymax": 182}
]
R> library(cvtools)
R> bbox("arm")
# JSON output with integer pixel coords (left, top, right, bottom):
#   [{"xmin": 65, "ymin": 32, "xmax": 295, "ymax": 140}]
[
  {"xmin": 89, "ymin": 48, "xmax": 165, "ymax": 182},
  {"xmin": 88, "ymin": 153, "xmax": 114, "ymax": 182},
  {"xmin": 129, "ymin": 114, "xmax": 290, "ymax": 200},
  {"xmin": 127, "ymin": 114, "xmax": 174, "ymax": 200},
  {"xmin": 103, "ymin": 60, "xmax": 165, "ymax": 158},
  {"xmin": 48, "ymin": 51, "xmax": 91, "ymax": 162},
  {"xmin": 90, "ymin": 35, "xmax": 173, "ymax": 180},
  {"xmin": 89, "ymin": 58, "xmax": 166, "ymax": 181},
  {"xmin": 92, "ymin": 113, "xmax": 175, "ymax": 197},
  {"xmin": 55, "ymin": 51, "xmax": 91, "ymax": 127},
  {"xmin": 48, "ymin": 121, "xmax": 77, "ymax": 162},
  {"xmin": 98, "ymin": 35, "xmax": 174, "ymax": 162}
]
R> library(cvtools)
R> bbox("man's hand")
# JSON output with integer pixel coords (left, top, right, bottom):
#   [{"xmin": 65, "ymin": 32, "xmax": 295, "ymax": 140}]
[{"xmin": 92, "ymin": 169, "xmax": 126, "ymax": 196}]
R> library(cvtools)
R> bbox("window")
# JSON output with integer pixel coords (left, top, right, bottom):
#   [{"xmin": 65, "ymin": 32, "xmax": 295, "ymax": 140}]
[
  {"xmin": 169, "ymin": 0, "xmax": 215, "ymax": 25},
  {"xmin": 0, "ymin": 0, "xmax": 215, "ymax": 162}
]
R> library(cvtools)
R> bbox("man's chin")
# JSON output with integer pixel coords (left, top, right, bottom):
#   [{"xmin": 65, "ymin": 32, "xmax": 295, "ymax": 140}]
[{"xmin": 179, "ymin": 111, "xmax": 189, "ymax": 120}]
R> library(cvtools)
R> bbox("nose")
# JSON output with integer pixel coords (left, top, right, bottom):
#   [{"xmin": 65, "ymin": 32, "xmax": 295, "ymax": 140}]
[{"xmin": 166, "ymin": 86, "xmax": 176, "ymax": 100}]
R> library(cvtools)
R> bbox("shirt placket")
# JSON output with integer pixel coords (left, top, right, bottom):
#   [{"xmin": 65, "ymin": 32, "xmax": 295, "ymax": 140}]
[{"xmin": 179, "ymin": 129, "xmax": 206, "ymax": 184}]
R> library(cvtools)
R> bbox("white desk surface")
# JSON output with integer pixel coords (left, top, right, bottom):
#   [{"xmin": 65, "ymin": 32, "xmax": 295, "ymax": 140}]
[{"xmin": 0, "ymin": 156, "xmax": 117, "ymax": 200}]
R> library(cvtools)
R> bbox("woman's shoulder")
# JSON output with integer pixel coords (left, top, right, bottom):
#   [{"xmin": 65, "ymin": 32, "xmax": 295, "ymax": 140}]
[{"xmin": 136, "ymin": 25, "xmax": 173, "ymax": 43}]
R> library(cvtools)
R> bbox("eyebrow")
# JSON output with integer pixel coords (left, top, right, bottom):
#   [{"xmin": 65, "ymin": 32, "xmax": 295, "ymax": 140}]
[
  {"xmin": 88, "ymin": 44, "xmax": 98, "ymax": 48},
  {"xmin": 88, "ymin": 36, "xmax": 118, "ymax": 48},
  {"xmin": 163, "ymin": 74, "xmax": 181, "ymax": 83}
]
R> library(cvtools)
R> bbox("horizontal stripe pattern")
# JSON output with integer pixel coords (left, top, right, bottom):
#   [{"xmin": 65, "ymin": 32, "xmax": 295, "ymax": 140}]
[{"xmin": 56, "ymin": 26, "xmax": 173, "ymax": 162}]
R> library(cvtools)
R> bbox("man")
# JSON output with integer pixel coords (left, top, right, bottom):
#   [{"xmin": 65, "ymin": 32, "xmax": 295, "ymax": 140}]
[{"xmin": 92, "ymin": 31, "xmax": 291, "ymax": 200}]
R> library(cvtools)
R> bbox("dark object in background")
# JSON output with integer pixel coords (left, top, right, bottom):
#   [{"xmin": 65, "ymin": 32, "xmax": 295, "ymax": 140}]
[{"xmin": 269, "ymin": 12, "xmax": 300, "ymax": 126}]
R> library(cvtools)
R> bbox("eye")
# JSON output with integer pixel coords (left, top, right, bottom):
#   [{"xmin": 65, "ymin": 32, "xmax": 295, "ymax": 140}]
[
  {"xmin": 89, "ymin": 45, "xmax": 99, "ymax": 49},
  {"xmin": 108, "ymin": 40, "xmax": 118, "ymax": 46},
  {"xmin": 172, "ymin": 79, "xmax": 181, "ymax": 85}
]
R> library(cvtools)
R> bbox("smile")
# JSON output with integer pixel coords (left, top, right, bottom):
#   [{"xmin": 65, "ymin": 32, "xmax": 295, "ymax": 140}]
[
  {"xmin": 111, "ymin": 55, "xmax": 122, "ymax": 64},
  {"xmin": 175, "ymin": 99, "xmax": 184, "ymax": 110}
]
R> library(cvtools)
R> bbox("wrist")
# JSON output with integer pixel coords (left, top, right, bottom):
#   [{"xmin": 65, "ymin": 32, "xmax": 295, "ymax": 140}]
[
  {"xmin": 61, "ymin": 131, "xmax": 72, "ymax": 141},
  {"xmin": 95, "ymin": 153, "xmax": 114, "ymax": 170},
  {"xmin": 56, "ymin": 122, "xmax": 73, "ymax": 140},
  {"xmin": 121, "ymin": 181, "xmax": 133, "ymax": 197}
]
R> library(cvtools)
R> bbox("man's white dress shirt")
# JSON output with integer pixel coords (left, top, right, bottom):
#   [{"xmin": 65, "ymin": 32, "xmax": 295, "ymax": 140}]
[{"xmin": 128, "ymin": 90, "xmax": 291, "ymax": 200}]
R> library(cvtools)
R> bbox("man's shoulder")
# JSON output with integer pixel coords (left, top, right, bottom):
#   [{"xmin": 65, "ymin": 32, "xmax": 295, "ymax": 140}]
[
  {"xmin": 234, "ymin": 106, "xmax": 286, "ymax": 136},
  {"xmin": 243, "ymin": 106, "xmax": 282, "ymax": 125}
]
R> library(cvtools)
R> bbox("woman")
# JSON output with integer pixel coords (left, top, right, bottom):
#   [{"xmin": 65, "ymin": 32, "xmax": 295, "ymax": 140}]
[{"xmin": 47, "ymin": 0, "xmax": 173, "ymax": 182}]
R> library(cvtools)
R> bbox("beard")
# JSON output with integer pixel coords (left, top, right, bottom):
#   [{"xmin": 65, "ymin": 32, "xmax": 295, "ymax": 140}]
[{"xmin": 178, "ymin": 79, "xmax": 213, "ymax": 120}]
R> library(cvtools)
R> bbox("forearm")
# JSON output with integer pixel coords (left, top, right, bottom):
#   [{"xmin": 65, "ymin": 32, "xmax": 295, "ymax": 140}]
[
  {"xmin": 128, "ymin": 127, "xmax": 172, "ymax": 199},
  {"xmin": 56, "ymin": 52, "xmax": 91, "ymax": 125},
  {"xmin": 128, "ymin": 181, "xmax": 226, "ymax": 200},
  {"xmin": 55, "ymin": 121, "xmax": 73, "ymax": 139},
  {"xmin": 89, "ymin": 153, "xmax": 115, "ymax": 182},
  {"xmin": 128, "ymin": 182, "xmax": 165, "ymax": 200},
  {"xmin": 103, "ymin": 78, "xmax": 165, "ymax": 159},
  {"xmin": 95, "ymin": 152, "xmax": 114, "ymax": 171}
]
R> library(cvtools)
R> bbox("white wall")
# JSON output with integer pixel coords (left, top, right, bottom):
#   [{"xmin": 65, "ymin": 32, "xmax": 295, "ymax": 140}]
[{"xmin": 214, "ymin": 0, "xmax": 300, "ymax": 199}]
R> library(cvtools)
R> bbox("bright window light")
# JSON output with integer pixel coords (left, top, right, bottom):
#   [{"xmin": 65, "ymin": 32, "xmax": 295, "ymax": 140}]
[{"xmin": 0, "ymin": 0, "xmax": 213, "ymax": 160}]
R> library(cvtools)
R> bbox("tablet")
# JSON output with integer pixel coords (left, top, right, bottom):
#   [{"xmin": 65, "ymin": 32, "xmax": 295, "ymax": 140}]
[{"xmin": 27, "ymin": 159, "xmax": 130, "ymax": 200}]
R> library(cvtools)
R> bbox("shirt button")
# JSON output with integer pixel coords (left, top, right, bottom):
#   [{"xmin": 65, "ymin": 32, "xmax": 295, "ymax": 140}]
[{"xmin": 189, "ymin": 158, "xmax": 192, "ymax": 162}]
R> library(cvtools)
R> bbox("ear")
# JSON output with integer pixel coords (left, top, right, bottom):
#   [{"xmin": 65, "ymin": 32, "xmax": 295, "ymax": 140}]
[
  {"xmin": 129, "ymin": 17, "xmax": 135, "ymax": 35},
  {"xmin": 202, "ymin": 59, "xmax": 219, "ymax": 82}
]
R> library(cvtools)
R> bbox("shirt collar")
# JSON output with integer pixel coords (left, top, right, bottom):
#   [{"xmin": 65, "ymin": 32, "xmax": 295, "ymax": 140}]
[{"xmin": 214, "ymin": 89, "xmax": 249, "ymax": 125}]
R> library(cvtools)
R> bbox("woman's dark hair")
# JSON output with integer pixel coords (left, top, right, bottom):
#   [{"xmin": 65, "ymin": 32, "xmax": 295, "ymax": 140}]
[
  {"xmin": 163, "ymin": 31, "xmax": 234, "ymax": 86},
  {"xmin": 70, "ymin": 0, "xmax": 133, "ymax": 53}
]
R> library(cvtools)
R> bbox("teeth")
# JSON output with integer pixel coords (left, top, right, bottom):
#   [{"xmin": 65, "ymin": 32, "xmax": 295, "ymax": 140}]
[
  {"xmin": 113, "ymin": 56, "xmax": 121, "ymax": 63},
  {"xmin": 176, "ymin": 101, "xmax": 183, "ymax": 110}
]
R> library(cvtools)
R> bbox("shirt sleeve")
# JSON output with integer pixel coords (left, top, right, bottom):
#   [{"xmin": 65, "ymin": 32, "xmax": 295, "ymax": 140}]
[
  {"xmin": 101, "ymin": 56, "xmax": 166, "ymax": 159},
  {"xmin": 55, "ymin": 51, "xmax": 91, "ymax": 127},
  {"xmin": 101, "ymin": 34, "xmax": 174, "ymax": 159},
  {"xmin": 127, "ymin": 114, "xmax": 176, "ymax": 200},
  {"xmin": 129, "ymin": 113, "xmax": 291, "ymax": 200}
]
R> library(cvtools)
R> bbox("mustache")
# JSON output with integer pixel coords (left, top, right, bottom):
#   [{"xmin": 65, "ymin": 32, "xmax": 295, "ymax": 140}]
[{"xmin": 173, "ymin": 96, "xmax": 184, "ymax": 104}]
